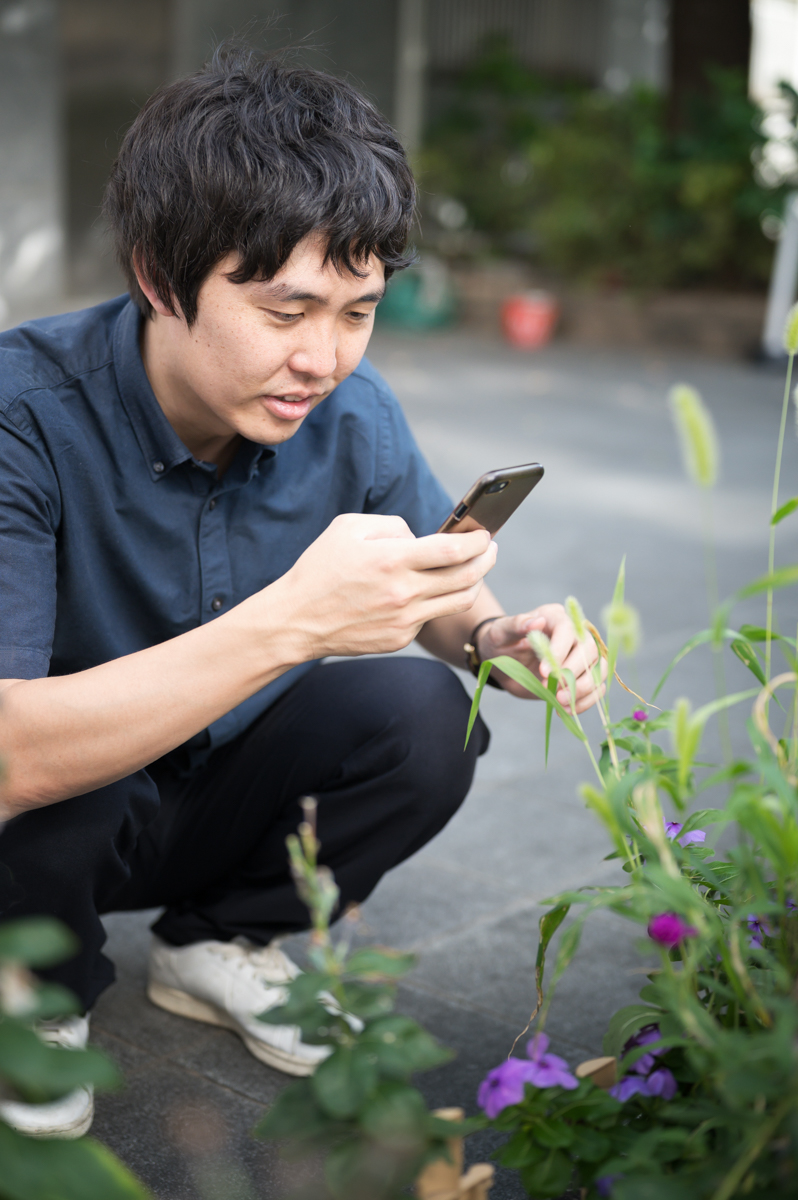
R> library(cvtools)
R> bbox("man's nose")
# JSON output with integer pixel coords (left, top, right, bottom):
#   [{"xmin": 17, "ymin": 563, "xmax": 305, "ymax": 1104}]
[{"xmin": 286, "ymin": 330, "xmax": 338, "ymax": 380}]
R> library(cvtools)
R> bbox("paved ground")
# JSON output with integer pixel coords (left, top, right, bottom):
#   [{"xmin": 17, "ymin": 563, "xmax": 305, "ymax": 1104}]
[{"xmin": 74, "ymin": 323, "xmax": 798, "ymax": 1198}]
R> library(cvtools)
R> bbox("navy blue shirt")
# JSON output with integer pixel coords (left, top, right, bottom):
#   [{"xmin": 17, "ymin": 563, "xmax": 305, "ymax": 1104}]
[{"xmin": 0, "ymin": 296, "xmax": 452, "ymax": 767}]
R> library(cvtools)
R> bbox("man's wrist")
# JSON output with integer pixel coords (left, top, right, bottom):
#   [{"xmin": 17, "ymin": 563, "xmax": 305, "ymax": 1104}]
[{"xmin": 464, "ymin": 615, "xmax": 503, "ymax": 688}]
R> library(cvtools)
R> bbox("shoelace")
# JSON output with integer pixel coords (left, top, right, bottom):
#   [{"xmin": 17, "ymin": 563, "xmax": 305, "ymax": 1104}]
[{"xmin": 208, "ymin": 942, "xmax": 299, "ymax": 986}]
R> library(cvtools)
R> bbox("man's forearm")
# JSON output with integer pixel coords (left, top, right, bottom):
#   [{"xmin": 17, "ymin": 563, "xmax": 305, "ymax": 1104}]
[
  {"xmin": 0, "ymin": 590, "xmax": 304, "ymax": 814},
  {"xmin": 416, "ymin": 585, "xmax": 505, "ymax": 669}
]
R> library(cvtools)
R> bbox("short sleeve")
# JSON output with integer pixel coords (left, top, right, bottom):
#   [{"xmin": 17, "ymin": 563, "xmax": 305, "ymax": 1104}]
[
  {"xmin": 0, "ymin": 410, "xmax": 59, "ymax": 678},
  {"xmin": 366, "ymin": 382, "xmax": 452, "ymax": 535}
]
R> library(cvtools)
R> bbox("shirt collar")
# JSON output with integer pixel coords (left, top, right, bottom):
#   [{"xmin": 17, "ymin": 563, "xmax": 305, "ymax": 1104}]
[{"xmin": 112, "ymin": 299, "xmax": 275, "ymax": 483}]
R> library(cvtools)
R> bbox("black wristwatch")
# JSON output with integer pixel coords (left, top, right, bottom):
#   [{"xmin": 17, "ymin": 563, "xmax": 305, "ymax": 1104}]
[{"xmin": 464, "ymin": 616, "xmax": 503, "ymax": 689}]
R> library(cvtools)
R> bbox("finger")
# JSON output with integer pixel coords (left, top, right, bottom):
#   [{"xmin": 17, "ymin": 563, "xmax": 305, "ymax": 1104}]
[
  {"xmin": 573, "ymin": 681, "xmax": 606, "ymax": 714},
  {"xmin": 344, "ymin": 513, "xmax": 415, "ymax": 540},
  {"xmin": 548, "ymin": 614, "xmax": 577, "ymax": 667},
  {"xmin": 408, "ymin": 530, "xmax": 493, "ymax": 570},
  {"xmin": 561, "ymin": 636, "xmax": 599, "ymax": 678},
  {"xmin": 420, "ymin": 542, "xmax": 498, "ymax": 596}
]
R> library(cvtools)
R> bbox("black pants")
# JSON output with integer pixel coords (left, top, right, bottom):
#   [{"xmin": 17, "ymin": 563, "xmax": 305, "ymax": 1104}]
[{"xmin": 0, "ymin": 658, "xmax": 489, "ymax": 1011}]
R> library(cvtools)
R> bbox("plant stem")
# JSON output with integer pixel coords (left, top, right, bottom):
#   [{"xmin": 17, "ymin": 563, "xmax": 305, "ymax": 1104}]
[
  {"xmin": 766, "ymin": 353, "xmax": 794, "ymax": 685},
  {"xmin": 710, "ymin": 1097, "xmax": 793, "ymax": 1200},
  {"xmin": 703, "ymin": 492, "xmax": 732, "ymax": 762}
]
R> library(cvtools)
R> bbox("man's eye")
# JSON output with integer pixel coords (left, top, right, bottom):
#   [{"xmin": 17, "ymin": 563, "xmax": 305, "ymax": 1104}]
[
  {"xmin": 266, "ymin": 310, "xmax": 302, "ymax": 322},
  {"xmin": 348, "ymin": 311, "xmax": 370, "ymax": 321}
]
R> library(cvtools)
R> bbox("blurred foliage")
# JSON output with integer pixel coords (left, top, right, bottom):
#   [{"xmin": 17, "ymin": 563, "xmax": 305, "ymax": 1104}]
[
  {"xmin": 0, "ymin": 916, "xmax": 149, "ymax": 1200},
  {"xmin": 418, "ymin": 38, "xmax": 778, "ymax": 290}
]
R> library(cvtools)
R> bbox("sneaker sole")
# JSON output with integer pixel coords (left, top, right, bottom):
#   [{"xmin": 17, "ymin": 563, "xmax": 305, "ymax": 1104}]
[
  {"xmin": 6, "ymin": 1093, "xmax": 94, "ymax": 1140},
  {"xmin": 146, "ymin": 981, "xmax": 322, "ymax": 1077}
]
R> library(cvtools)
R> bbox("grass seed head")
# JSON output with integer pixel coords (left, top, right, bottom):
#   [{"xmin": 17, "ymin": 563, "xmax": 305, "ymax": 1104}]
[
  {"xmin": 785, "ymin": 302, "xmax": 798, "ymax": 355},
  {"xmin": 565, "ymin": 595, "xmax": 588, "ymax": 641},
  {"xmin": 668, "ymin": 384, "xmax": 719, "ymax": 489},
  {"xmin": 601, "ymin": 601, "xmax": 641, "ymax": 656}
]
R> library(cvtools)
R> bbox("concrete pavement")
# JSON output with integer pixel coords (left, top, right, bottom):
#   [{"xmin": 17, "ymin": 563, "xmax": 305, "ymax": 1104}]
[{"xmin": 90, "ymin": 329, "xmax": 798, "ymax": 1198}]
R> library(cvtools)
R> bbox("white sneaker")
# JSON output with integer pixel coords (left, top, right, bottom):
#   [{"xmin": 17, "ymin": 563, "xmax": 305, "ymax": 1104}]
[
  {"xmin": 147, "ymin": 937, "xmax": 332, "ymax": 1076},
  {"xmin": 0, "ymin": 1014, "xmax": 94, "ymax": 1139}
]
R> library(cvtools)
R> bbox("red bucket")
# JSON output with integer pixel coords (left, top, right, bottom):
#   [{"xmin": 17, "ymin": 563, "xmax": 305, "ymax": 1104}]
[{"xmin": 501, "ymin": 290, "xmax": 559, "ymax": 349}]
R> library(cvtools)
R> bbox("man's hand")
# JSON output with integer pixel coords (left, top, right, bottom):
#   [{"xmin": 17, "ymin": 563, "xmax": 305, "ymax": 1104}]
[
  {"xmin": 476, "ymin": 604, "xmax": 607, "ymax": 714},
  {"xmin": 269, "ymin": 514, "xmax": 498, "ymax": 662}
]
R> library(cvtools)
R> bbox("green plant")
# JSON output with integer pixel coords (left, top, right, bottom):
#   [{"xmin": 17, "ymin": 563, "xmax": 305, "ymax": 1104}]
[
  {"xmin": 0, "ymin": 916, "xmax": 149, "ymax": 1199},
  {"xmin": 420, "ymin": 42, "xmax": 776, "ymax": 290},
  {"xmin": 465, "ymin": 313, "xmax": 798, "ymax": 1197},
  {"xmin": 254, "ymin": 799, "xmax": 476, "ymax": 1200}
]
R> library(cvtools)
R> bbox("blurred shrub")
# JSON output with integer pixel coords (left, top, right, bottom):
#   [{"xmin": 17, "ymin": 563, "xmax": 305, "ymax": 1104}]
[{"xmin": 419, "ymin": 41, "xmax": 777, "ymax": 290}]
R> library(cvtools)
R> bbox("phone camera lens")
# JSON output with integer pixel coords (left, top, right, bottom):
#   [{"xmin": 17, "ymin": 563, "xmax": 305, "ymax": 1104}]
[{"xmin": 485, "ymin": 480, "xmax": 509, "ymax": 493}]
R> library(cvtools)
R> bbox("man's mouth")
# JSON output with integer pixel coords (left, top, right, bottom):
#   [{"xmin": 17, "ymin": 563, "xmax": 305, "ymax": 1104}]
[{"xmin": 261, "ymin": 394, "xmax": 320, "ymax": 421}]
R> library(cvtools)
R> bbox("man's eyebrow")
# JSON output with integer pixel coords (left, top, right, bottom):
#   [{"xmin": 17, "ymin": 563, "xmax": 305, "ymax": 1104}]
[{"xmin": 252, "ymin": 282, "xmax": 386, "ymax": 305}]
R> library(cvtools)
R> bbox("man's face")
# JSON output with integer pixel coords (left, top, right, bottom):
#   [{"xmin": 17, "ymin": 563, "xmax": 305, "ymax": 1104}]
[{"xmin": 146, "ymin": 232, "xmax": 385, "ymax": 448}]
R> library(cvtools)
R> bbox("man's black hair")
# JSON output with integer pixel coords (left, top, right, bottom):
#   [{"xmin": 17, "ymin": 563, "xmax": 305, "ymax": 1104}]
[{"xmin": 103, "ymin": 46, "xmax": 416, "ymax": 323}]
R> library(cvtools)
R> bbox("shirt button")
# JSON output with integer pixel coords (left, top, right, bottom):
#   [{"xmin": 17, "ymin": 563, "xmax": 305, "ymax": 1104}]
[
  {"xmin": 211, "ymin": 596, "xmax": 223, "ymax": 612},
  {"xmin": 153, "ymin": 461, "xmax": 165, "ymax": 473},
  {"xmin": 208, "ymin": 498, "xmax": 217, "ymax": 510}
]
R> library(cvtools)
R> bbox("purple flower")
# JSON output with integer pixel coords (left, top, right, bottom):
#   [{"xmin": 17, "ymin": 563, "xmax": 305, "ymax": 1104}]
[
  {"xmin": 609, "ymin": 1073, "xmax": 651, "ymax": 1101},
  {"xmin": 633, "ymin": 710, "xmax": 648, "ymax": 722},
  {"xmin": 624, "ymin": 1025, "xmax": 666, "ymax": 1075},
  {"xmin": 477, "ymin": 1058, "xmax": 534, "ymax": 1118},
  {"xmin": 664, "ymin": 820, "xmax": 706, "ymax": 848},
  {"xmin": 596, "ymin": 1175, "xmax": 622, "ymax": 1198},
  {"xmin": 747, "ymin": 914, "xmax": 773, "ymax": 950},
  {"xmin": 477, "ymin": 1035, "xmax": 580, "ymax": 1115},
  {"xmin": 610, "ymin": 1066, "xmax": 677, "ymax": 1102},
  {"xmin": 525, "ymin": 1032, "xmax": 580, "ymax": 1090},
  {"xmin": 648, "ymin": 912, "xmax": 697, "ymax": 947},
  {"xmin": 645, "ymin": 1067, "xmax": 678, "ymax": 1099}
]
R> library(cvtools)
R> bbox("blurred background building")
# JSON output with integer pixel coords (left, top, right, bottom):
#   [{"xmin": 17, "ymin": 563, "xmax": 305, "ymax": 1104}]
[{"xmin": 2, "ymin": 0, "xmax": 798, "ymax": 350}]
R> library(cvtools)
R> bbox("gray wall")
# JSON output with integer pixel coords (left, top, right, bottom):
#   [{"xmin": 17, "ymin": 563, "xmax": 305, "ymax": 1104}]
[{"xmin": 0, "ymin": 0, "xmax": 63, "ymax": 316}]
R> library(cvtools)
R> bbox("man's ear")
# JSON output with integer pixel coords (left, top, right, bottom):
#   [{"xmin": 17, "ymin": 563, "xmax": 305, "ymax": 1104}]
[{"xmin": 132, "ymin": 252, "xmax": 177, "ymax": 319}]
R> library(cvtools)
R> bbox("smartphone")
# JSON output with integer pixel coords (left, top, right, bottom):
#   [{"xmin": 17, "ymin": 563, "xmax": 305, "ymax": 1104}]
[{"xmin": 437, "ymin": 463, "xmax": 544, "ymax": 536}]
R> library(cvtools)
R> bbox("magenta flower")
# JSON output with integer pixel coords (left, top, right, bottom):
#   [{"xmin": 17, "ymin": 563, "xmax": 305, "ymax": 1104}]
[
  {"xmin": 633, "ymin": 710, "xmax": 648, "ymax": 722},
  {"xmin": 477, "ymin": 1058, "xmax": 534, "ymax": 1118},
  {"xmin": 664, "ymin": 820, "xmax": 706, "ymax": 848},
  {"xmin": 525, "ymin": 1032, "xmax": 579, "ymax": 1090},
  {"xmin": 609, "ymin": 1073, "xmax": 651, "ymax": 1101},
  {"xmin": 648, "ymin": 912, "xmax": 697, "ymax": 947}
]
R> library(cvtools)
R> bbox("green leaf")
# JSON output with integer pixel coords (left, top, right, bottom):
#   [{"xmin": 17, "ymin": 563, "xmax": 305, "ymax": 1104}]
[
  {"xmin": 691, "ymin": 687, "xmax": 760, "ymax": 727},
  {"xmin": 0, "ymin": 919, "xmax": 78, "ymax": 968},
  {"xmin": 532, "ymin": 1115, "xmax": 573, "ymax": 1149},
  {"xmin": 312, "ymin": 1045, "xmax": 378, "ymax": 1118},
  {"xmin": 536, "ymin": 904, "xmax": 570, "ymax": 990},
  {"xmin": 739, "ymin": 623, "xmax": 795, "ymax": 646},
  {"xmin": 652, "ymin": 628, "xmax": 739, "ymax": 700},
  {"xmin": 464, "ymin": 659, "xmax": 493, "ymax": 748},
  {"xmin": 498, "ymin": 1130, "xmax": 547, "ymax": 1169},
  {"xmin": 737, "ymin": 564, "xmax": 798, "ymax": 599},
  {"xmin": 602, "ymin": 1004, "xmax": 664, "ymax": 1058},
  {"xmin": 361, "ymin": 1016, "xmax": 452, "ymax": 1078},
  {"xmin": 0, "ymin": 1021, "xmax": 120, "ymax": 1103},
  {"xmin": 772, "ymin": 496, "xmax": 798, "ymax": 526},
  {"xmin": 0, "ymin": 1121, "xmax": 149, "ymax": 1200},
  {"xmin": 520, "ymin": 1147, "xmax": 573, "ymax": 1198},
  {"xmin": 569, "ymin": 1124, "xmax": 611, "ymax": 1162},
  {"xmin": 337, "ymin": 981, "xmax": 395, "ymax": 1022},
  {"xmin": 358, "ymin": 1079, "xmax": 428, "ymax": 1139},
  {"xmin": 254, "ymin": 1077, "xmax": 331, "ymax": 1141},
  {"xmin": 344, "ymin": 947, "xmax": 416, "ymax": 980},
  {"xmin": 544, "ymin": 672, "xmax": 557, "ymax": 766},
  {"xmin": 487, "ymin": 656, "xmax": 585, "ymax": 741},
  {"xmin": 730, "ymin": 639, "xmax": 766, "ymax": 685}
]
